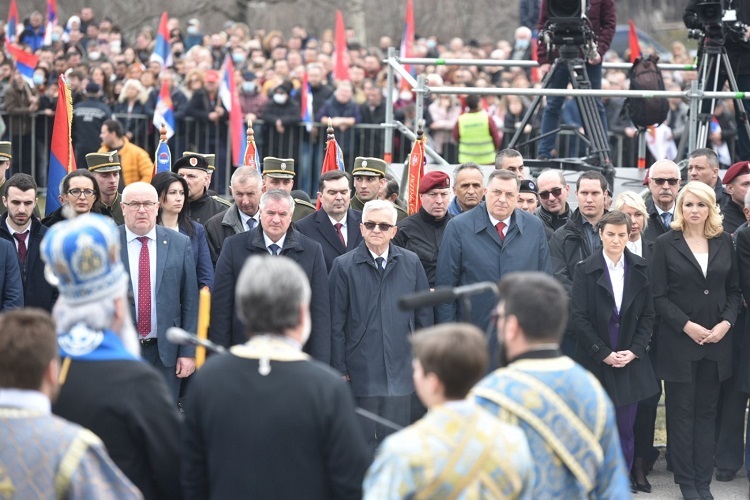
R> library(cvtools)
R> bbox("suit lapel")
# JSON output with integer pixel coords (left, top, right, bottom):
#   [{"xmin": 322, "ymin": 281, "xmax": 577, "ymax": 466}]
[
  {"xmin": 674, "ymin": 232, "xmax": 705, "ymax": 276},
  {"xmin": 708, "ymin": 234, "xmax": 724, "ymax": 268},
  {"xmin": 154, "ymin": 227, "xmax": 168, "ymax": 296},
  {"xmin": 620, "ymin": 253, "xmax": 647, "ymax": 315},
  {"xmin": 347, "ymin": 210, "xmax": 362, "ymax": 251}
]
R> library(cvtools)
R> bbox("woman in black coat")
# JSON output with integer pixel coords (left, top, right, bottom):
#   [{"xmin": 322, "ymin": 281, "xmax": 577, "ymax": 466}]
[
  {"xmin": 571, "ymin": 210, "xmax": 659, "ymax": 483},
  {"xmin": 651, "ymin": 181, "xmax": 741, "ymax": 500}
]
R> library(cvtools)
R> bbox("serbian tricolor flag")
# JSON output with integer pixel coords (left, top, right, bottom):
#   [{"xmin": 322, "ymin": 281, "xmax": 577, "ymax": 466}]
[
  {"xmin": 6, "ymin": 0, "xmax": 19, "ymax": 43},
  {"xmin": 152, "ymin": 80, "xmax": 175, "ymax": 139},
  {"xmin": 628, "ymin": 19, "xmax": 642, "ymax": 63},
  {"xmin": 399, "ymin": 0, "xmax": 416, "ymax": 91},
  {"xmin": 316, "ymin": 123, "xmax": 346, "ymax": 209},
  {"xmin": 220, "ymin": 54, "xmax": 245, "ymax": 166},
  {"xmin": 300, "ymin": 72, "xmax": 314, "ymax": 133},
  {"xmin": 243, "ymin": 121, "xmax": 261, "ymax": 171},
  {"xmin": 150, "ymin": 12, "xmax": 173, "ymax": 68},
  {"xmin": 407, "ymin": 131, "xmax": 426, "ymax": 215},
  {"xmin": 6, "ymin": 43, "xmax": 39, "ymax": 86},
  {"xmin": 333, "ymin": 10, "xmax": 350, "ymax": 81},
  {"xmin": 46, "ymin": 75, "xmax": 76, "ymax": 216},
  {"xmin": 42, "ymin": 0, "xmax": 58, "ymax": 46},
  {"xmin": 153, "ymin": 131, "xmax": 172, "ymax": 175}
]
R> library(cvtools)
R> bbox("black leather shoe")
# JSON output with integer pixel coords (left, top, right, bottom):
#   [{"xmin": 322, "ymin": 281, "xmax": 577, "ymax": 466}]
[
  {"xmin": 715, "ymin": 469, "xmax": 735, "ymax": 482},
  {"xmin": 679, "ymin": 484, "xmax": 701, "ymax": 500},
  {"xmin": 696, "ymin": 487, "xmax": 714, "ymax": 500},
  {"xmin": 630, "ymin": 476, "xmax": 638, "ymax": 494},
  {"xmin": 633, "ymin": 476, "xmax": 651, "ymax": 493}
]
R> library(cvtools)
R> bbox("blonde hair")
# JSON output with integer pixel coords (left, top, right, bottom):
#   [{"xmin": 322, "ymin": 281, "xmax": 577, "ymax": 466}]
[
  {"xmin": 613, "ymin": 191, "xmax": 649, "ymax": 230},
  {"xmin": 118, "ymin": 78, "xmax": 148, "ymax": 104},
  {"xmin": 672, "ymin": 181, "xmax": 724, "ymax": 238}
]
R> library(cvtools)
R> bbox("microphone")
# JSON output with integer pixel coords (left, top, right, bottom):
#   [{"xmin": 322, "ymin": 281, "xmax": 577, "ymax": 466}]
[
  {"xmin": 166, "ymin": 327, "xmax": 227, "ymax": 354},
  {"xmin": 398, "ymin": 282, "xmax": 499, "ymax": 310}
]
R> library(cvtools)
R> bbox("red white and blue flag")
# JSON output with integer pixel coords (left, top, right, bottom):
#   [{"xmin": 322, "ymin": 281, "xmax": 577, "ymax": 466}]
[
  {"xmin": 42, "ymin": 0, "xmax": 58, "ymax": 46},
  {"xmin": 300, "ymin": 72, "xmax": 314, "ymax": 133},
  {"xmin": 46, "ymin": 75, "xmax": 76, "ymax": 216},
  {"xmin": 316, "ymin": 126, "xmax": 346, "ymax": 209},
  {"xmin": 243, "ymin": 122, "xmax": 261, "ymax": 171},
  {"xmin": 6, "ymin": 0, "xmax": 19, "ymax": 43},
  {"xmin": 399, "ymin": 0, "xmax": 416, "ymax": 91},
  {"xmin": 6, "ymin": 43, "xmax": 39, "ymax": 86},
  {"xmin": 152, "ymin": 80, "xmax": 175, "ymax": 139},
  {"xmin": 333, "ymin": 10, "xmax": 350, "ymax": 81},
  {"xmin": 150, "ymin": 12, "xmax": 173, "ymax": 68},
  {"xmin": 220, "ymin": 54, "xmax": 245, "ymax": 166}
]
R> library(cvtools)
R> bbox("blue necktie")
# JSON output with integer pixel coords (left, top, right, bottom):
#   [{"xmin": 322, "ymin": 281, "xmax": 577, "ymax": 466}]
[
  {"xmin": 246, "ymin": 218, "xmax": 256, "ymax": 231},
  {"xmin": 660, "ymin": 212, "xmax": 672, "ymax": 230},
  {"xmin": 375, "ymin": 257, "xmax": 385, "ymax": 275},
  {"xmin": 269, "ymin": 243, "xmax": 280, "ymax": 256}
]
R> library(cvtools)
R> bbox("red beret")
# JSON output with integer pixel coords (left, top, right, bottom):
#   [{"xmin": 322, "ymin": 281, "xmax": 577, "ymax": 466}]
[
  {"xmin": 419, "ymin": 171, "xmax": 451, "ymax": 194},
  {"xmin": 723, "ymin": 160, "xmax": 750, "ymax": 185}
]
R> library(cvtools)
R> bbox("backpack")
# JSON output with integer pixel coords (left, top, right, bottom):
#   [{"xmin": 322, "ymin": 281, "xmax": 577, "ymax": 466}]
[{"xmin": 626, "ymin": 54, "xmax": 669, "ymax": 128}]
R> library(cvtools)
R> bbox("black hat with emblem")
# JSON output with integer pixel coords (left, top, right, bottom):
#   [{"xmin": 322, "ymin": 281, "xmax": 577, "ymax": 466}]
[
  {"xmin": 86, "ymin": 152, "xmax": 122, "ymax": 173},
  {"xmin": 182, "ymin": 151, "xmax": 216, "ymax": 172},
  {"xmin": 173, "ymin": 153, "xmax": 211, "ymax": 173}
]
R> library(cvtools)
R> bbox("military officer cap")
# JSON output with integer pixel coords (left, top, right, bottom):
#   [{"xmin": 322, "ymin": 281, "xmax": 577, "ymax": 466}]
[
  {"xmin": 173, "ymin": 153, "xmax": 211, "ymax": 173},
  {"xmin": 419, "ymin": 171, "xmax": 451, "ymax": 193},
  {"xmin": 352, "ymin": 157, "xmax": 387, "ymax": 177},
  {"xmin": 0, "ymin": 142, "xmax": 11, "ymax": 162},
  {"xmin": 263, "ymin": 157, "xmax": 295, "ymax": 179},
  {"xmin": 86, "ymin": 152, "xmax": 122, "ymax": 173},
  {"xmin": 723, "ymin": 160, "xmax": 750, "ymax": 185},
  {"xmin": 519, "ymin": 179, "xmax": 539, "ymax": 195},
  {"xmin": 182, "ymin": 151, "xmax": 216, "ymax": 172}
]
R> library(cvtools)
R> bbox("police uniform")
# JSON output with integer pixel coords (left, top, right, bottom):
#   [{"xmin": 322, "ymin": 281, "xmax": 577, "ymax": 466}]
[
  {"xmin": 174, "ymin": 154, "xmax": 231, "ymax": 225},
  {"xmin": 262, "ymin": 157, "xmax": 316, "ymax": 222},
  {"xmin": 86, "ymin": 152, "xmax": 125, "ymax": 225},
  {"xmin": 350, "ymin": 156, "xmax": 407, "ymax": 221}
]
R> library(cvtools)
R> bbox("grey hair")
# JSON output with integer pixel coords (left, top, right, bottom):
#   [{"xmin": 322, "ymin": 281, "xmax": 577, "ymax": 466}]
[
  {"xmin": 494, "ymin": 148, "xmax": 522, "ymax": 168},
  {"xmin": 122, "ymin": 182, "xmax": 158, "ymax": 203},
  {"xmin": 52, "ymin": 283, "xmax": 141, "ymax": 357},
  {"xmin": 452, "ymin": 162, "xmax": 483, "ymax": 184},
  {"xmin": 236, "ymin": 255, "xmax": 311, "ymax": 337},
  {"xmin": 363, "ymin": 199, "xmax": 397, "ymax": 224},
  {"xmin": 231, "ymin": 167, "xmax": 262, "ymax": 187},
  {"xmin": 648, "ymin": 159, "xmax": 680, "ymax": 178},
  {"xmin": 259, "ymin": 189, "xmax": 295, "ymax": 212},
  {"xmin": 537, "ymin": 168, "xmax": 567, "ymax": 185}
]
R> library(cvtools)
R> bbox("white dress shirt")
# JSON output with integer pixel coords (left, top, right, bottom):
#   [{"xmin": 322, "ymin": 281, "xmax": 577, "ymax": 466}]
[
  {"xmin": 126, "ymin": 226, "xmax": 158, "ymax": 338},
  {"xmin": 487, "ymin": 211, "xmax": 512, "ymax": 238},
  {"xmin": 626, "ymin": 237, "xmax": 643, "ymax": 257},
  {"xmin": 369, "ymin": 247, "xmax": 389, "ymax": 270},
  {"xmin": 239, "ymin": 210, "xmax": 259, "ymax": 231},
  {"xmin": 263, "ymin": 232, "xmax": 287, "ymax": 254},
  {"xmin": 329, "ymin": 214, "xmax": 348, "ymax": 246},
  {"xmin": 603, "ymin": 252, "xmax": 625, "ymax": 314}
]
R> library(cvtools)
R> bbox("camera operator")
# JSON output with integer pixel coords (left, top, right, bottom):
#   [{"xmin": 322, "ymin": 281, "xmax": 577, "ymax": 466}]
[
  {"xmin": 536, "ymin": 0, "xmax": 617, "ymax": 160},
  {"xmin": 685, "ymin": 0, "xmax": 750, "ymax": 160}
]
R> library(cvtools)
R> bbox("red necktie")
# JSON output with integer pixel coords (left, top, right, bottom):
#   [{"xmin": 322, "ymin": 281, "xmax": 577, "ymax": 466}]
[
  {"xmin": 13, "ymin": 232, "xmax": 28, "ymax": 265},
  {"xmin": 334, "ymin": 223, "xmax": 346, "ymax": 247},
  {"xmin": 496, "ymin": 222, "xmax": 507, "ymax": 241},
  {"xmin": 137, "ymin": 237, "xmax": 151, "ymax": 338}
]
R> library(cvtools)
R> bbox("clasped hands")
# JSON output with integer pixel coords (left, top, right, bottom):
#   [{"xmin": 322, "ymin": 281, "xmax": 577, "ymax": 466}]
[
  {"xmin": 603, "ymin": 350, "xmax": 636, "ymax": 368},
  {"xmin": 684, "ymin": 320, "xmax": 730, "ymax": 345}
]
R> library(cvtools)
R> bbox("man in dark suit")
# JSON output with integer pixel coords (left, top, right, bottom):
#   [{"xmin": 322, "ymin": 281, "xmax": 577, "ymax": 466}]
[
  {"xmin": 183, "ymin": 255, "xmax": 370, "ymax": 498},
  {"xmin": 0, "ymin": 173, "xmax": 56, "ymax": 311},
  {"xmin": 296, "ymin": 170, "xmax": 363, "ymax": 272},
  {"xmin": 119, "ymin": 182, "xmax": 199, "ymax": 401},
  {"xmin": 210, "ymin": 189, "xmax": 331, "ymax": 363},
  {"xmin": 644, "ymin": 160, "xmax": 681, "ymax": 242}
]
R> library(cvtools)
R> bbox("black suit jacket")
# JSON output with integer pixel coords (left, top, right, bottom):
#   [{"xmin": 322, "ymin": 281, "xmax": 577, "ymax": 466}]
[
  {"xmin": 295, "ymin": 209, "xmax": 363, "ymax": 272},
  {"xmin": 570, "ymin": 249, "xmax": 658, "ymax": 406},
  {"xmin": 209, "ymin": 226, "xmax": 331, "ymax": 363},
  {"xmin": 651, "ymin": 230, "xmax": 741, "ymax": 382},
  {"xmin": 643, "ymin": 197, "xmax": 672, "ymax": 243}
]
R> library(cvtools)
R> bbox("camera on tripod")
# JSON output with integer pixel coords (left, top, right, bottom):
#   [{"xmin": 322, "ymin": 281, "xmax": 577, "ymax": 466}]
[
  {"xmin": 686, "ymin": 0, "xmax": 750, "ymax": 44},
  {"xmin": 541, "ymin": 0, "xmax": 598, "ymax": 59}
]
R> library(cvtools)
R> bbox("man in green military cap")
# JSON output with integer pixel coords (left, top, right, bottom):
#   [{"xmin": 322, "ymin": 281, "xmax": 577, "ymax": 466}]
[
  {"xmin": 261, "ymin": 156, "xmax": 315, "ymax": 222},
  {"xmin": 175, "ymin": 153, "xmax": 231, "ymax": 225},
  {"xmin": 350, "ymin": 156, "xmax": 407, "ymax": 221},
  {"xmin": 86, "ymin": 151, "xmax": 124, "ymax": 225}
]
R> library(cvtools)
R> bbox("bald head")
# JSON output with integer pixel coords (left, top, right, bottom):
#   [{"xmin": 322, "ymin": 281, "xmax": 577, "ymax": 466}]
[
  {"xmin": 122, "ymin": 182, "xmax": 160, "ymax": 235},
  {"xmin": 648, "ymin": 160, "xmax": 681, "ymax": 212}
]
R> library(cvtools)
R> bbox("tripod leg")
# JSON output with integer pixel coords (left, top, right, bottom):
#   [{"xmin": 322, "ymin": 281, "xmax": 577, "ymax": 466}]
[
  {"xmin": 508, "ymin": 60, "xmax": 561, "ymax": 152},
  {"xmin": 567, "ymin": 60, "xmax": 611, "ymax": 164},
  {"xmin": 721, "ymin": 52, "xmax": 750, "ymax": 154}
]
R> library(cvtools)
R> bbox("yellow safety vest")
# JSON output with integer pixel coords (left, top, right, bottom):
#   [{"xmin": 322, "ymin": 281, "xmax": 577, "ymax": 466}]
[{"xmin": 457, "ymin": 110, "xmax": 496, "ymax": 165}]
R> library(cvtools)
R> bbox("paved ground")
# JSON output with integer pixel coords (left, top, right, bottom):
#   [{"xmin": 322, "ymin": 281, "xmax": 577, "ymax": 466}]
[{"xmin": 646, "ymin": 455, "xmax": 748, "ymax": 499}]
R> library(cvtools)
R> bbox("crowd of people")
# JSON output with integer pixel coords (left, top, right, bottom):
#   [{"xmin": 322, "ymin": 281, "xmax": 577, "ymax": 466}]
[
  {"xmin": 1, "ymin": 4, "xmax": 746, "ymax": 199},
  {"xmin": 2, "ymin": 4, "xmax": 750, "ymax": 500}
]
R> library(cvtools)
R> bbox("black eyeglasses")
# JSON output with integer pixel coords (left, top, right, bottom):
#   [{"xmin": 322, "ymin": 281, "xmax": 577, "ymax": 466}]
[
  {"xmin": 363, "ymin": 221, "xmax": 394, "ymax": 231},
  {"xmin": 651, "ymin": 177, "xmax": 680, "ymax": 186},
  {"xmin": 538, "ymin": 187, "xmax": 563, "ymax": 200},
  {"xmin": 67, "ymin": 188, "xmax": 96, "ymax": 198}
]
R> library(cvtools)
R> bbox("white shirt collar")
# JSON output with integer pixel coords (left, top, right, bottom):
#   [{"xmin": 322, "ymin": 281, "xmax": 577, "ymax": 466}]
[
  {"xmin": 487, "ymin": 210, "xmax": 512, "ymax": 229},
  {"xmin": 5, "ymin": 219, "xmax": 30, "ymax": 236},
  {"xmin": 125, "ymin": 226, "xmax": 157, "ymax": 243},
  {"xmin": 0, "ymin": 389, "xmax": 51, "ymax": 413},
  {"xmin": 238, "ymin": 209, "xmax": 259, "ymax": 228},
  {"xmin": 603, "ymin": 251, "xmax": 625, "ymax": 270},
  {"xmin": 369, "ymin": 247, "xmax": 389, "ymax": 265},
  {"xmin": 654, "ymin": 203, "xmax": 675, "ymax": 216},
  {"xmin": 328, "ymin": 213, "xmax": 347, "ymax": 227},
  {"xmin": 263, "ymin": 232, "xmax": 287, "ymax": 251}
]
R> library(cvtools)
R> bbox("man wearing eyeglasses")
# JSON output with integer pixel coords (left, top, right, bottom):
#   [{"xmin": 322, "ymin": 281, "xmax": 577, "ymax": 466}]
[
  {"xmin": 210, "ymin": 189, "xmax": 331, "ymax": 364},
  {"xmin": 535, "ymin": 169, "xmax": 572, "ymax": 232},
  {"xmin": 330, "ymin": 199, "xmax": 433, "ymax": 454},
  {"xmin": 644, "ymin": 159, "xmax": 681, "ymax": 242},
  {"xmin": 393, "ymin": 171, "xmax": 452, "ymax": 288},
  {"xmin": 118, "ymin": 182, "xmax": 199, "ymax": 401}
]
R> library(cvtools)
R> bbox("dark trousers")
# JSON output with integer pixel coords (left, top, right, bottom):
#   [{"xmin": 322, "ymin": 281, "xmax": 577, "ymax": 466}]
[
  {"xmin": 715, "ymin": 373, "xmax": 749, "ymax": 474},
  {"xmin": 355, "ymin": 395, "xmax": 411, "ymax": 456},
  {"xmin": 617, "ymin": 403, "xmax": 639, "ymax": 471},
  {"xmin": 665, "ymin": 359, "xmax": 721, "ymax": 490},
  {"xmin": 140, "ymin": 341, "xmax": 182, "ymax": 403},
  {"xmin": 633, "ymin": 402, "xmax": 658, "ymax": 461}
]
